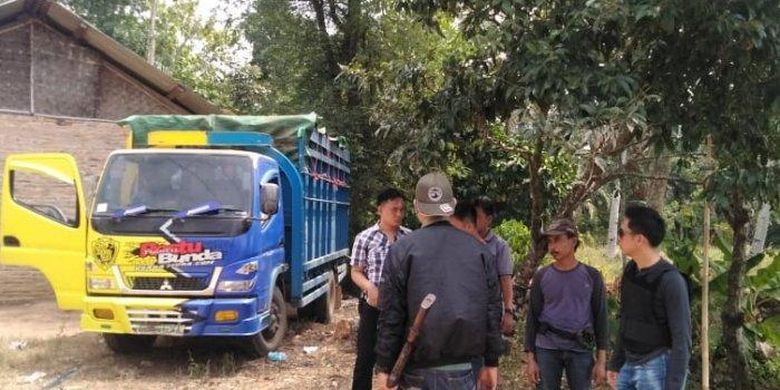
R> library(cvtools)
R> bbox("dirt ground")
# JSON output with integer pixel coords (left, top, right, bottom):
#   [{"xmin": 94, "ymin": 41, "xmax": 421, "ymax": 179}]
[
  {"xmin": 0, "ymin": 297, "xmax": 538, "ymax": 389},
  {"xmin": 0, "ymin": 298, "xmax": 364, "ymax": 390}
]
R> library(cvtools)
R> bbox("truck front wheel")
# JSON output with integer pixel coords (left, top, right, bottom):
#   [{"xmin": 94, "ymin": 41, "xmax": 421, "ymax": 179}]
[
  {"xmin": 245, "ymin": 286, "xmax": 288, "ymax": 357},
  {"xmin": 103, "ymin": 334, "xmax": 156, "ymax": 354}
]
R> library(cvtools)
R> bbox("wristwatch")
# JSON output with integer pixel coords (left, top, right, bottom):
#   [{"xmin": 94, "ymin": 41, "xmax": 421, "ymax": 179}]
[{"xmin": 504, "ymin": 308, "xmax": 514, "ymax": 315}]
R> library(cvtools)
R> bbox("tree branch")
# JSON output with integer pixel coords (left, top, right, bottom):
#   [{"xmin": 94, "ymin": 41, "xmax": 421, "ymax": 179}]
[
  {"xmin": 621, "ymin": 173, "xmax": 703, "ymax": 185},
  {"xmin": 309, "ymin": 0, "xmax": 340, "ymax": 78},
  {"xmin": 601, "ymin": 132, "xmax": 653, "ymax": 157},
  {"xmin": 485, "ymin": 134, "xmax": 532, "ymax": 160},
  {"xmin": 326, "ymin": 0, "xmax": 343, "ymax": 28}
]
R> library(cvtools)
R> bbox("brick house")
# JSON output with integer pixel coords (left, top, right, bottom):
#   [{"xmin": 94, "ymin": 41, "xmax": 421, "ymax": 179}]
[{"xmin": 0, "ymin": 0, "xmax": 221, "ymax": 305}]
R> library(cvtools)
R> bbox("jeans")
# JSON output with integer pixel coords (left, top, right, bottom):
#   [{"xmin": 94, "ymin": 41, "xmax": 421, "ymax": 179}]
[
  {"xmin": 470, "ymin": 357, "xmax": 483, "ymax": 381},
  {"xmin": 351, "ymin": 299, "xmax": 379, "ymax": 390},
  {"xmin": 616, "ymin": 352, "xmax": 678, "ymax": 390},
  {"xmin": 400, "ymin": 367, "xmax": 475, "ymax": 390},
  {"xmin": 536, "ymin": 348, "xmax": 594, "ymax": 390}
]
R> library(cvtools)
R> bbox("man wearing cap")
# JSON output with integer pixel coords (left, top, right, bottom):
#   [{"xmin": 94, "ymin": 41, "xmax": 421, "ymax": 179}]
[
  {"xmin": 375, "ymin": 173, "xmax": 504, "ymax": 390},
  {"xmin": 523, "ymin": 219, "xmax": 608, "ymax": 390},
  {"xmin": 350, "ymin": 188, "xmax": 411, "ymax": 390}
]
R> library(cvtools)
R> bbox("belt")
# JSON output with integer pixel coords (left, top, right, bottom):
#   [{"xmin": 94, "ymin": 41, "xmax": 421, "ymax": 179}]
[{"xmin": 430, "ymin": 362, "xmax": 472, "ymax": 371}]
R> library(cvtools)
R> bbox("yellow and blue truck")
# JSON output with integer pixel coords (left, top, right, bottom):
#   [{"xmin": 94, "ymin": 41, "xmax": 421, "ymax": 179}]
[{"xmin": 0, "ymin": 114, "xmax": 351, "ymax": 355}]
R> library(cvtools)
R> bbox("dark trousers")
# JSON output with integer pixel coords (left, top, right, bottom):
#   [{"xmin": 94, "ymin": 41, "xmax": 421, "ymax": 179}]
[
  {"xmin": 352, "ymin": 299, "xmax": 380, "ymax": 390},
  {"xmin": 536, "ymin": 347, "xmax": 594, "ymax": 390}
]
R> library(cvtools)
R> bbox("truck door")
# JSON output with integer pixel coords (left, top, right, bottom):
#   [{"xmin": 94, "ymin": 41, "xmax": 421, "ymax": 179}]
[{"xmin": 1, "ymin": 154, "xmax": 87, "ymax": 310}]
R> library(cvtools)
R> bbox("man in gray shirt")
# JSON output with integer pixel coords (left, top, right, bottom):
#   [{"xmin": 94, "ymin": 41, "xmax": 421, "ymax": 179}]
[
  {"xmin": 474, "ymin": 197, "xmax": 515, "ymax": 335},
  {"xmin": 608, "ymin": 205, "xmax": 691, "ymax": 390},
  {"xmin": 524, "ymin": 218, "xmax": 608, "ymax": 390}
]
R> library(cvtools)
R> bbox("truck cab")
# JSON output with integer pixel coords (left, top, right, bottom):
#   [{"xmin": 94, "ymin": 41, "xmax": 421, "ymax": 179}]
[{"xmin": 1, "ymin": 114, "xmax": 350, "ymax": 356}]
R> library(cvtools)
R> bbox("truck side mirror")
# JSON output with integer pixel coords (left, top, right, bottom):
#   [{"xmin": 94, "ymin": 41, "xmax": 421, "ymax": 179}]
[{"xmin": 261, "ymin": 183, "xmax": 279, "ymax": 216}]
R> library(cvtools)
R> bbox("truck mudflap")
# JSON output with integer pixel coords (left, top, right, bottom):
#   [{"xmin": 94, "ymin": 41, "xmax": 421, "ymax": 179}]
[{"xmin": 81, "ymin": 296, "xmax": 270, "ymax": 337}]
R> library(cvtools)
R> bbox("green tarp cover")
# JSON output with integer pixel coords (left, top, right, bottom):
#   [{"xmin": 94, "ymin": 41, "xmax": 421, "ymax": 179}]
[{"xmin": 118, "ymin": 113, "xmax": 319, "ymax": 159}]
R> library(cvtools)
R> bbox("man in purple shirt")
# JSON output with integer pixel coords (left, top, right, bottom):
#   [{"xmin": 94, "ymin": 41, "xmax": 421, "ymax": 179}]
[{"xmin": 523, "ymin": 218, "xmax": 608, "ymax": 390}]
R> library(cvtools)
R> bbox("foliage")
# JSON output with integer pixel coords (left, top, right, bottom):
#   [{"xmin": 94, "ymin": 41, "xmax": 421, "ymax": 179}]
[
  {"xmin": 492, "ymin": 219, "xmax": 531, "ymax": 268},
  {"xmin": 390, "ymin": 0, "xmax": 701, "ymax": 292},
  {"xmin": 61, "ymin": 0, "xmax": 148, "ymax": 55},
  {"xmin": 241, "ymin": 0, "xmax": 414, "ymax": 235},
  {"xmin": 241, "ymin": 0, "xmax": 332, "ymax": 115},
  {"xmin": 63, "ymin": 0, "xmax": 246, "ymax": 110}
]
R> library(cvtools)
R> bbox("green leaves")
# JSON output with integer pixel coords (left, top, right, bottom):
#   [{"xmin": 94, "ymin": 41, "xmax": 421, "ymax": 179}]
[
  {"xmin": 493, "ymin": 219, "xmax": 532, "ymax": 267},
  {"xmin": 634, "ymin": 4, "xmax": 661, "ymax": 22},
  {"xmin": 64, "ymin": 0, "xmax": 246, "ymax": 110},
  {"xmin": 748, "ymin": 251, "xmax": 780, "ymax": 298}
]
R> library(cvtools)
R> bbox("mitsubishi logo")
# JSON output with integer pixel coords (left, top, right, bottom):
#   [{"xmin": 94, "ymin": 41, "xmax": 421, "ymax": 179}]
[{"xmin": 160, "ymin": 279, "xmax": 173, "ymax": 291}]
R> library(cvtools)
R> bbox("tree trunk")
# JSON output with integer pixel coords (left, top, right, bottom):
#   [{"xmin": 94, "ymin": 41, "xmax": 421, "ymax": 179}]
[
  {"xmin": 721, "ymin": 193, "xmax": 751, "ymax": 390},
  {"xmin": 341, "ymin": 0, "xmax": 362, "ymax": 62},
  {"xmin": 146, "ymin": 0, "xmax": 158, "ymax": 65},
  {"xmin": 631, "ymin": 148, "xmax": 673, "ymax": 212},
  {"xmin": 309, "ymin": 0, "xmax": 340, "ymax": 78},
  {"xmin": 516, "ymin": 134, "xmax": 546, "ymax": 308}
]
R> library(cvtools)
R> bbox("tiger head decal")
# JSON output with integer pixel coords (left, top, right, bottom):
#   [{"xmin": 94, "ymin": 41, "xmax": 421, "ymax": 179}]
[{"xmin": 92, "ymin": 238, "xmax": 119, "ymax": 269}]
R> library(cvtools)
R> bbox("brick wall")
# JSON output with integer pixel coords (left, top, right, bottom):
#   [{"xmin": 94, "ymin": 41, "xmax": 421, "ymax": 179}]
[
  {"xmin": 0, "ymin": 23, "xmax": 31, "ymax": 112},
  {"xmin": 97, "ymin": 64, "xmax": 187, "ymax": 119},
  {"xmin": 0, "ymin": 114, "xmax": 126, "ymax": 305},
  {"xmin": 0, "ymin": 21, "xmax": 189, "ymax": 120}
]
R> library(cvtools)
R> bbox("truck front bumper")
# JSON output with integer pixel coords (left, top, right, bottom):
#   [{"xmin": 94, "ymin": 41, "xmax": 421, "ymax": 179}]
[{"xmin": 81, "ymin": 295, "xmax": 271, "ymax": 336}]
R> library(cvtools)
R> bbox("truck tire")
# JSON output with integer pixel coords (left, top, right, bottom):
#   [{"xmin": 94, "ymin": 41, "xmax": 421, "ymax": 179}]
[
  {"xmin": 245, "ymin": 286, "xmax": 287, "ymax": 358},
  {"xmin": 103, "ymin": 334, "xmax": 156, "ymax": 354},
  {"xmin": 313, "ymin": 270, "xmax": 340, "ymax": 324}
]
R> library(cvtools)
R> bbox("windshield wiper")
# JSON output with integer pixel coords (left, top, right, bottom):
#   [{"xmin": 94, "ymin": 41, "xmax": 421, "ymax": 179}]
[
  {"xmin": 159, "ymin": 202, "xmax": 246, "ymax": 243},
  {"xmin": 174, "ymin": 202, "xmax": 247, "ymax": 219},
  {"xmin": 111, "ymin": 205, "xmax": 178, "ymax": 219}
]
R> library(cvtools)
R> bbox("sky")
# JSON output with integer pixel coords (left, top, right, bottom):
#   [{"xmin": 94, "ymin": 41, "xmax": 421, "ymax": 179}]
[{"xmin": 195, "ymin": 0, "xmax": 250, "ymax": 26}]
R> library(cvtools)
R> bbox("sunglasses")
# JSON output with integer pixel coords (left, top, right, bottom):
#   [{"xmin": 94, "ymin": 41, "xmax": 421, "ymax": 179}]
[{"xmin": 618, "ymin": 227, "xmax": 630, "ymax": 238}]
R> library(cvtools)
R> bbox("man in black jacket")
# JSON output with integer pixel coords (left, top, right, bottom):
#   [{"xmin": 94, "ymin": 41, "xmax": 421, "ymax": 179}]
[
  {"xmin": 375, "ymin": 172, "xmax": 504, "ymax": 390},
  {"xmin": 608, "ymin": 205, "xmax": 691, "ymax": 390}
]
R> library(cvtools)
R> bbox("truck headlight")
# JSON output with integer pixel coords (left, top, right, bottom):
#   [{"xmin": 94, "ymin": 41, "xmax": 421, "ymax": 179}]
[
  {"xmin": 236, "ymin": 261, "xmax": 258, "ymax": 275},
  {"xmin": 217, "ymin": 280, "xmax": 255, "ymax": 293},
  {"xmin": 88, "ymin": 277, "xmax": 115, "ymax": 290}
]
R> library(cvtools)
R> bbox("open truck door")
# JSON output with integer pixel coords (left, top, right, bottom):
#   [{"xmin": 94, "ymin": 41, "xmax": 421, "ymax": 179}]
[{"xmin": 1, "ymin": 154, "xmax": 87, "ymax": 310}]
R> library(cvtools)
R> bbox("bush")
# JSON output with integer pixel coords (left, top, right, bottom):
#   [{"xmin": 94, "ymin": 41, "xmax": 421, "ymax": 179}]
[{"xmin": 493, "ymin": 219, "xmax": 532, "ymax": 268}]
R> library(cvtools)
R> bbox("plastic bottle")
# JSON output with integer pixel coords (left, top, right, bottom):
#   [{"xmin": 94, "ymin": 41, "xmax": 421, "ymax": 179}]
[{"xmin": 267, "ymin": 351, "xmax": 287, "ymax": 362}]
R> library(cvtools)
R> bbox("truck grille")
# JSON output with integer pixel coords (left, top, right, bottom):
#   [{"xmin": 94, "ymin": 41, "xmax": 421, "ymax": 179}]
[
  {"xmin": 128, "ymin": 275, "xmax": 209, "ymax": 291},
  {"xmin": 111, "ymin": 266, "xmax": 222, "ymax": 297},
  {"xmin": 126, "ymin": 307, "xmax": 196, "ymax": 336}
]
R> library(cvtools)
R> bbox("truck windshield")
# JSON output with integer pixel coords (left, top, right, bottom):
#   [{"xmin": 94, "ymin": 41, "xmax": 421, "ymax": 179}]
[{"xmin": 94, "ymin": 153, "xmax": 253, "ymax": 215}]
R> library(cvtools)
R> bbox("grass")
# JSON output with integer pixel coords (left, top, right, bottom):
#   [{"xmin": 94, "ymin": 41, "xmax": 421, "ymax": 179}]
[
  {"xmin": 183, "ymin": 350, "xmax": 240, "ymax": 379},
  {"xmin": 573, "ymin": 244, "xmax": 624, "ymax": 283},
  {"xmin": 498, "ymin": 329, "xmax": 530, "ymax": 389}
]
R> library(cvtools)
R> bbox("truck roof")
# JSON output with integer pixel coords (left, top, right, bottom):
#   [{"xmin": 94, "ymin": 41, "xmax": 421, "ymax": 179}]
[{"xmin": 107, "ymin": 148, "xmax": 275, "ymax": 166}]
